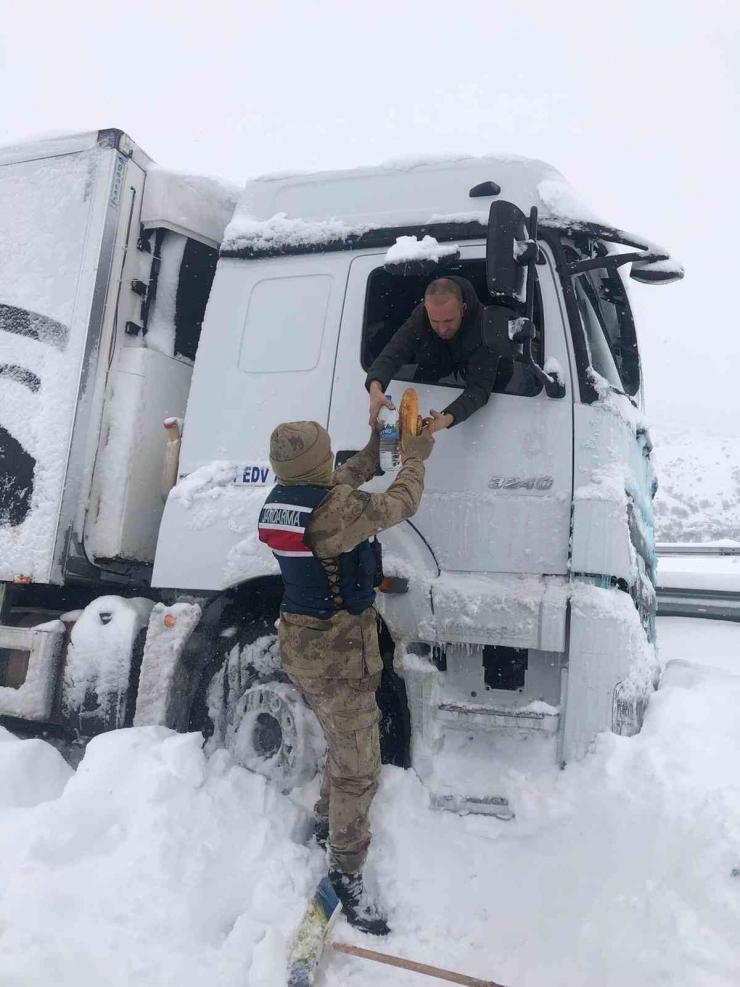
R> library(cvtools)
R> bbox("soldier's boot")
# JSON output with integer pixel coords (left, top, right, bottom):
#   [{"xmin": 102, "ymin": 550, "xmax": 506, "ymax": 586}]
[{"xmin": 328, "ymin": 869, "xmax": 390, "ymax": 936}]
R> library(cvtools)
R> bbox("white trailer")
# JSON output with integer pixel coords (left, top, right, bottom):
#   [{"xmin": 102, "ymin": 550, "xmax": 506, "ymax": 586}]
[
  {"xmin": 0, "ymin": 129, "xmax": 237, "ymax": 726},
  {"xmin": 0, "ymin": 134, "xmax": 682, "ymax": 814}
]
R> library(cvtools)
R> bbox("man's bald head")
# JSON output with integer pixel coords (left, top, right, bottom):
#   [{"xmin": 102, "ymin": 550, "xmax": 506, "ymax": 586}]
[
  {"xmin": 424, "ymin": 278, "xmax": 463, "ymax": 305},
  {"xmin": 424, "ymin": 278, "xmax": 466, "ymax": 340}
]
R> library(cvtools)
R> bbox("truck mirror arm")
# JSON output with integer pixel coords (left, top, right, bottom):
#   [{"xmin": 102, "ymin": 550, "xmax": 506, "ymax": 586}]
[
  {"xmin": 565, "ymin": 250, "xmax": 665, "ymax": 277},
  {"xmin": 513, "ymin": 238, "xmax": 547, "ymax": 266},
  {"xmin": 514, "ymin": 208, "xmax": 566, "ymax": 399},
  {"xmin": 508, "ymin": 317, "xmax": 566, "ymax": 399}
]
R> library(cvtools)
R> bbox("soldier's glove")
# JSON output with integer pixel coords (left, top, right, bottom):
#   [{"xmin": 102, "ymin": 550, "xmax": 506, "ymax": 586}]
[{"xmin": 402, "ymin": 430, "xmax": 435, "ymax": 462}]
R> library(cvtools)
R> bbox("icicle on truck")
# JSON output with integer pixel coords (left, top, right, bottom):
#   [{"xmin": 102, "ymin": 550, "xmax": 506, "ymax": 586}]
[{"xmin": 0, "ymin": 129, "xmax": 683, "ymax": 813}]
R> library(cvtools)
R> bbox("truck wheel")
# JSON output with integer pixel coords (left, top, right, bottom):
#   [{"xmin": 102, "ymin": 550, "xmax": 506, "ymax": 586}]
[
  {"xmin": 228, "ymin": 681, "xmax": 325, "ymax": 792},
  {"xmin": 188, "ymin": 605, "xmax": 285, "ymax": 740}
]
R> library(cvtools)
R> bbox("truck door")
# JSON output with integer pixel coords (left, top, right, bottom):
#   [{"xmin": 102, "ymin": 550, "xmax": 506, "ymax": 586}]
[
  {"xmin": 327, "ymin": 243, "xmax": 574, "ymax": 575},
  {"xmin": 152, "ymin": 254, "xmax": 351, "ymax": 590}
]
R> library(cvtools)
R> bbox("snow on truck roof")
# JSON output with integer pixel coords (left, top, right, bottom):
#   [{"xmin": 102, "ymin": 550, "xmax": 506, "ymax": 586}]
[
  {"xmin": 140, "ymin": 166, "xmax": 240, "ymax": 249},
  {"xmin": 0, "ymin": 130, "xmax": 107, "ymax": 165},
  {"xmin": 0, "ymin": 129, "xmax": 240, "ymax": 248},
  {"xmin": 221, "ymin": 152, "xmax": 604, "ymax": 257}
]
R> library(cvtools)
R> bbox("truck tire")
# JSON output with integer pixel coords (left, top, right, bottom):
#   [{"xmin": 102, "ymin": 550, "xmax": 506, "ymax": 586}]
[
  {"xmin": 229, "ymin": 681, "xmax": 325, "ymax": 792},
  {"xmin": 187, "ymin": 604, "xmax": 285, "ymax": 741},
  {"xmin": 197, "ymin": 587, "xmax": 410, "ymax": 784}
]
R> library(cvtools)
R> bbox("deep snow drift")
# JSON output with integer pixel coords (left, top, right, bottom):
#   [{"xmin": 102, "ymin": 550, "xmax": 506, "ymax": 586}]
[{"xmin": 1, "ymin": 633, "xmax": 739, "ymax": 987}]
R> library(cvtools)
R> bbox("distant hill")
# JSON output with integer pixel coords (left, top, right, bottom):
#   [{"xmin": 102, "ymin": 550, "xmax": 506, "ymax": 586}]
[{"xmin": 651, "ymin": 424, "xmax": 740, "ymax": 543}]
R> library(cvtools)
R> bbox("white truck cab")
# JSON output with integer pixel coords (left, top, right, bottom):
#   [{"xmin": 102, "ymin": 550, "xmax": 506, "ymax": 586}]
[{"xmin": 0, "ymin": 138, "xmax": 682, "ymax": 815}]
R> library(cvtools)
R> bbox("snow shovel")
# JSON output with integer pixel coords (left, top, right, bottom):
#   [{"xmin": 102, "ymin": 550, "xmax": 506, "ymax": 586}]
[
  {"xmin": 286, "ymin": 876, "xmax": 509, "ymax": 987},
  {"xmin": 329, "ymin": 940, "xmax": 510, "ymax": 986}
]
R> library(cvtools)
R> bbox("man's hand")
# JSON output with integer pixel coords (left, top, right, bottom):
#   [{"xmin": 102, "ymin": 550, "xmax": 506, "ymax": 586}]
[
  {"xmin": 428, "ymin": 409, "xmax": 454, "ymax": 433},
  {"xmin": 369, "ymin": 381, "xmax": 394, "ymax": 428}
]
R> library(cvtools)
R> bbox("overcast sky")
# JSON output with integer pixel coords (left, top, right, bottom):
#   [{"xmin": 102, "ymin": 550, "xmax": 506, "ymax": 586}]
[{"xmin": 1, "ymin": 0, "xmax": 738, "ymax": 432}]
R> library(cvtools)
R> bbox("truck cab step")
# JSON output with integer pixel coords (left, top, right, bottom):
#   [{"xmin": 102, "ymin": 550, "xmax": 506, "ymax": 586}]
[{"xmin": 436, "ymin": 701, "xmax": 560, "ymax": 732}]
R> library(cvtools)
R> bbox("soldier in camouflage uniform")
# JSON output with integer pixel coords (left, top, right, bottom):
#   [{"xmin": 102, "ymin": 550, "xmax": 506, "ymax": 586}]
[{"xmin": 259, "ymin": 420, "xmax": 433, "ymax": 934}]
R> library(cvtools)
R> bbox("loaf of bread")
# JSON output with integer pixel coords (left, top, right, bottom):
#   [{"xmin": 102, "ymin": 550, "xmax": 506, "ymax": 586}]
[{"xmin": 399, "ymin": 388, "xmax": 422, "ymax": 461}]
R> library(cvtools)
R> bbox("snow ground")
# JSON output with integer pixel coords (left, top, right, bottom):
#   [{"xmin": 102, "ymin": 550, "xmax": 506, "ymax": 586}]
[
  {"xmin": 0, "ymin": 619, "xmax": 738, "ymax": 987},
  {"xmin": 658, "ymin": 617, "xmax": 740, "ymax": 674}
]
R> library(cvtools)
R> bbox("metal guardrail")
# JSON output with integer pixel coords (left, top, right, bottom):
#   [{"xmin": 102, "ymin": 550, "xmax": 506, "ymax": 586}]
[
  {"xmin": 657, "ymin": 588, "xmax": 740, "ymax": 622},
  {"xmin": 656, "ymin": 545, "xmax": 740, "ymax": 621},
  {"xmin": 656, "ymin": 544, "xmax": 740, "ymax": 557}
]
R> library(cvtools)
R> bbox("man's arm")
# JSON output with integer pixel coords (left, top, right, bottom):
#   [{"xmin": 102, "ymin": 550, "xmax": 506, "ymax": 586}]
[
  {"xmin": 441, "ymin": 346, "xmax": 500, "ymax": 427},
  {"xmin": 364, "ymin": 312, "xmax": 420, "ymax": 394},
  {"xmin": 331, "ymin": 431, "xmax": 379, "ymax": 489},
  {"xmin": 365, "ymin": 314, "xmax": 422, "ymax": 427},
  {"xmin": 306, "ymin": 434, "xmax": 433, "ymax": 557}
]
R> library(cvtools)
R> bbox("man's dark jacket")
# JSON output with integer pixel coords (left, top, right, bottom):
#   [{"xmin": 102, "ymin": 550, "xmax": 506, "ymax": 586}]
[{"xmin": 364, "ymin": 276, "xmax": 498, "ymax": 427}]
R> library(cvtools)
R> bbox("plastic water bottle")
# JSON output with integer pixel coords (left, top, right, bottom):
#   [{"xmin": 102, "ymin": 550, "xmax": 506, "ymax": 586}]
[{"xmin": 378, "ymin": 396, "xmax": 401, "ymax": 473}]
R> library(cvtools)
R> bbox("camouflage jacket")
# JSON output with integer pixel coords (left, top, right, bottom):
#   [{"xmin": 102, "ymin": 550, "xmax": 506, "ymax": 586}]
[
  {"xmin": 306, "ymin": 432, "xmax": 425, "ymax": 557},
  {"xmin": 279, "ymin": 432, "xmax": 425, "ymax": 679}
]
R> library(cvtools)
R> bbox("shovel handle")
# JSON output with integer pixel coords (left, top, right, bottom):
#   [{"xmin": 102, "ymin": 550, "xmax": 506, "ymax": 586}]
[{"xmin": 329, "ymin": 941, "xmax": 509, "ymax": 987}]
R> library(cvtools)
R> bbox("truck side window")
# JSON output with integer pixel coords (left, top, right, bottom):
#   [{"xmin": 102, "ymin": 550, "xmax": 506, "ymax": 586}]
[
  {"xmin": 563, "ymin": 237, "xmax": 640, "ymax": 397},
  {"xmin": 141, "ymin": 233, "xmax": 218, "ymax": 363},
  {"xmin": 175, "ymin": 239, "xmax": 218, "ymax": 362},
  {"xmin": 361, "ymin": 258, "xmax": 544, "ymax": 396}
]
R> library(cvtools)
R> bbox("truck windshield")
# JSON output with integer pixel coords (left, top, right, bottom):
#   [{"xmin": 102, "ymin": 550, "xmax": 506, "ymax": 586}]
[{"xmin": 562, "ymin": 236, "xmax": 640, "ymax": 396}]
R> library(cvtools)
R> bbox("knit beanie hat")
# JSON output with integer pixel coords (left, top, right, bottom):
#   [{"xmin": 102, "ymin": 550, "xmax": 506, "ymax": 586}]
[{"xmin": 269, "ymin": 421, "xmax": 333, "ymax": 483}]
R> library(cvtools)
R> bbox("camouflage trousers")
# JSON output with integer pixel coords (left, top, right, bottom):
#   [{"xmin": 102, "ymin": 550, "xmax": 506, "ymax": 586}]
[{"xmin": 279, "ymin": 608, "xmax": 382, "ymax": 874}]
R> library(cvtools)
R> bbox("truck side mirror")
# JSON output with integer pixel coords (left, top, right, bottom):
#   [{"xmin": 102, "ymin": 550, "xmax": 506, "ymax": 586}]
[
  {"xmin": 485, "ymin": 200, "xmax": 529, "ymax": 306},
  {"xmin": 484, "ymin": 204, "xmax": 565, "ymax": 399},
  {"xmin": 629, "ymin": 258, "xmax": 684, "ymax": 285}
]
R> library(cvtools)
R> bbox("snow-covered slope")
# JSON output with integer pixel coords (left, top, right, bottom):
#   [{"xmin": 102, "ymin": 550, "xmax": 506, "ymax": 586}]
[
  {"xmin": 652, "ymin": 424, "xmax": 740, "ymax": 543},
  {"xmin": 1, "ymin": 631, "xmax": 739, "ymax": 986}
]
